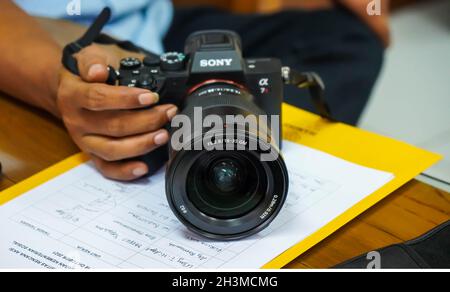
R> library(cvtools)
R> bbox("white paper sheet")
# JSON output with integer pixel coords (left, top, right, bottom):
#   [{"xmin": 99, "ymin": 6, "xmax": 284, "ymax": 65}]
[{"xmin": 0, "ymin": 141, "xmax": 394, "ymax": 269}]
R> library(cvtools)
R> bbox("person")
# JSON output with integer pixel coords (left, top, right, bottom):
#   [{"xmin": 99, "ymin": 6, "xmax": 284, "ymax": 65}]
[{"xmin": 0, "ymin": 0, "xmax": 389, "ymax": 181}]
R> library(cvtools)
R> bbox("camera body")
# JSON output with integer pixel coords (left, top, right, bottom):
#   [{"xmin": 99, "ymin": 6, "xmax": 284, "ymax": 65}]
[
  {"xmin": 115, "ymin": 30, "xmax": 289, "ymax": 240},
  {"xmin": 117, "ymin": 30, "xmax": 283, "ymax": 140}
]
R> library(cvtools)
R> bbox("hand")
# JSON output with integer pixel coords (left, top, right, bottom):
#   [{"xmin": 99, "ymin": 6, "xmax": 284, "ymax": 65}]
[{"xmin": 57, "ymin": 45, "xmax": 177, "ymax": 181}]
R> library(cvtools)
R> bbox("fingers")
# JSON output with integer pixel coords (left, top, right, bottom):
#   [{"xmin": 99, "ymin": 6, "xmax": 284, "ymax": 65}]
[
  {"xmin": 80, "ymin": 104, "xmax": 177, "ymax": 137},
  {"xmin": 60, "ymin": 45, "xmax": 161, "ymax": 111},
  {"xmin": 91, "ymin": 155, "xmax": 149, "ymax": 181},
  {"xmin": 57, "ymin": 45, "xmax": 176, "ymax": 182},
  {"xmin": 61, "ymin": 76, "xmax": 160, "ymax": 110},
  {"xmin": 76, "ymin": 45, "xmax": 111, "ymax": 82},
  {"xmin": 82, "ymin": 129, "xmax": 170, "ymax": 162},
  {"xmin": 81, "ymin": 84, "xmax": 160, "ymax": 111}
]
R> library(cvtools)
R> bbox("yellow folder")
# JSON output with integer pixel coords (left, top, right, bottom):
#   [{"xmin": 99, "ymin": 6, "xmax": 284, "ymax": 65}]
[{"xmin": 0, "ymin": 104, "xmax": 441, "ymax": 268}]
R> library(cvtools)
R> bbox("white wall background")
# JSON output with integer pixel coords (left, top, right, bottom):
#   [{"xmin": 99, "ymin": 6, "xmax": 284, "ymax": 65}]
[{"xmin": 359, "ymin": 0, "xmax": 450, "ymax": 191}]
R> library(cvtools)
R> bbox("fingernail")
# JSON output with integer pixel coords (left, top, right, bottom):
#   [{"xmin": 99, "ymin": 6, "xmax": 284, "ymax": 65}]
[
  {"xmin": 166, "ymin": 106, "xmax": 178, "ymax": 120},
  {"xmin": 138, "ymin": 93, "xmax": 158, "ymax": 105},
  {"xmin": 88, "ymin": 64, "xmax": 104, "ymax": 78},
  {"xmin": 132, "ymin": 167, "xmax": 148, "ymax": 177},
  {"xmin": 154, "ymin": 131, "xmax": 169, "ymax": 145}
]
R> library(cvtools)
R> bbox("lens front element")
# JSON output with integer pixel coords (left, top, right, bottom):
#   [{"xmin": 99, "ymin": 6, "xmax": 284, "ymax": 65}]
[
  {"xmin": 187, "ymin": 153, "xmax": 265, "ymax": 220},
  {"xmin": 211, "ymin": 160, "xmax": 241, "ymax": 193}
]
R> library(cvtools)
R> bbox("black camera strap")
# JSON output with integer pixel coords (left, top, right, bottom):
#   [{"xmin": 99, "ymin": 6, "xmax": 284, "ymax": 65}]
[
  {"xmin": 282, "ymin": 67, "xmax": 333, "ymax": 120},
  {"xmin": 62, "ymin": 7, "xmax": 159, "ymax": 84}
]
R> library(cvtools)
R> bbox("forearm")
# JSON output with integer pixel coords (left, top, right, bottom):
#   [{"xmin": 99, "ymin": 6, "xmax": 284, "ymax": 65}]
[{"xmin": 0, "ymin": 1, "xmax": 61, "ymax": 117}]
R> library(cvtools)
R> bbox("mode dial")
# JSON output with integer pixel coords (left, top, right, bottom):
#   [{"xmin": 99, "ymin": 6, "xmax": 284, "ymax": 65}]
[
  {"xmin": 160, "ymin": 52, "xmax": 185, "ymax": 71},
  {"xmin": 120, "ymin": 57, "xmax": 141, "ymax": 70}
]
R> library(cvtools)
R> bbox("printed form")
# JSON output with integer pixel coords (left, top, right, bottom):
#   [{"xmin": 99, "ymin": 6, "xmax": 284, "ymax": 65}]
[{"xmin": 0, "ymin": 141, "xmax": 393, "ymax": 269}]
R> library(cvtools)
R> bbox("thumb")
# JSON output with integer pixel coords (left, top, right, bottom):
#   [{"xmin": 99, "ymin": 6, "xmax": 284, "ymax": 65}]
[{"xmin": 76, "ymin": 46, "xmax": 110, "ymax": 83}]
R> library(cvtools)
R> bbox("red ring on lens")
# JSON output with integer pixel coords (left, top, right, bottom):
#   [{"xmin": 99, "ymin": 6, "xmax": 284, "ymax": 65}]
[{"xmin": 187, "ymin": 79, "xmax": 246, "ymax": 95}]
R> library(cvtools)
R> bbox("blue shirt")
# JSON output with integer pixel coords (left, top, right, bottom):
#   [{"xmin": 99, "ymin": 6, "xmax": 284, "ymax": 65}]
[{"xmin": 14, "ymin": 0, "xmax": 173, "ymax": 54}]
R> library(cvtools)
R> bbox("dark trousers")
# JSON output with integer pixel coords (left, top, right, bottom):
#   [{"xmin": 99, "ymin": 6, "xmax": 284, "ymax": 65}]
[{"xmin": 164, "ymin": 6, "xmax": 384, "ymax": 125}]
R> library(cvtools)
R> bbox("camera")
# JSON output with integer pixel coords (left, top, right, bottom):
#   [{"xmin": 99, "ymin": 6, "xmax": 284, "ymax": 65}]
[
  {"xmin": 62, "ymin": 8, "xmax": 331, "ymax": 240},
  {"xmin": 116, "ymin": 30, "xmax": 289, "ymax": 240}
]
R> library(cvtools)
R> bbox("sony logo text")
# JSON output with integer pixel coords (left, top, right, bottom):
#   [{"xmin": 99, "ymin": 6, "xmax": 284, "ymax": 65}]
[{"xmin": 200, "ymin": 59, "xmax": 233, "ymax": 67}]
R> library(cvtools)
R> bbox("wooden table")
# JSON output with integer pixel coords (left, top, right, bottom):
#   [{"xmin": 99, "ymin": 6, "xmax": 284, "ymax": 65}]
[{"xmin": 1, "ymin": 18, "xmax": 449, "ymax": 269}]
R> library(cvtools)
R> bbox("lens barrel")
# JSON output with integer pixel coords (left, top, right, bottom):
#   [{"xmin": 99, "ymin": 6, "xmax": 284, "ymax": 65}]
[{"xmin": 165, "ymin": 83, "xmax": 289, "ymax": 240}]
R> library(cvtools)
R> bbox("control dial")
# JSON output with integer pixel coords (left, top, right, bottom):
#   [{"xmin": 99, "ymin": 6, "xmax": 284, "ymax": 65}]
[
  {"xmin": 120, "ymin": 57, "xmax": 141, "ymax": 70},
  {"xmin": 160, "ymin": 52, "xmax": 185, "ymax": 71},
  {"xmin": 136, "ymin": 73, "xmax": 156, "ymax": 90}
]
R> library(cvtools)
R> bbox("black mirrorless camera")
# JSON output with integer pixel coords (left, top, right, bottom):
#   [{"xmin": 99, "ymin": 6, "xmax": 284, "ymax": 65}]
[
  {"xmin": 62, "ymin": 8, "xmax": 331, "ymax": 240},
  {"xmin": 119, "ymin": 30, "xmax": 289, "ymax": 240}
]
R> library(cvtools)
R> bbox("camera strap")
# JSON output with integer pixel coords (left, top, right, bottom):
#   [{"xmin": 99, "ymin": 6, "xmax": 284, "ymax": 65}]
[
  {"xmin": 282, "ymin": 68, "xmax": 334, "ymax": 121},
  {"xmin": 61, "ymin": 7, "xmax": 159, "ymax": 84}
]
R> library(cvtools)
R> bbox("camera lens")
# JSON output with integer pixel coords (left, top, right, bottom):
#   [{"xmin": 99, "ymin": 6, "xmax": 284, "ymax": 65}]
[
  {"xmin": 186, "ymin": 153, "xmax": 265, "ymax": 220},
  {"xmin": 211, "ymin": 159, "xmax": 241, "ymax": 193},
  {"xmin": 165, "ymin": 83, "xmax": 289, "ymax": 240}
]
